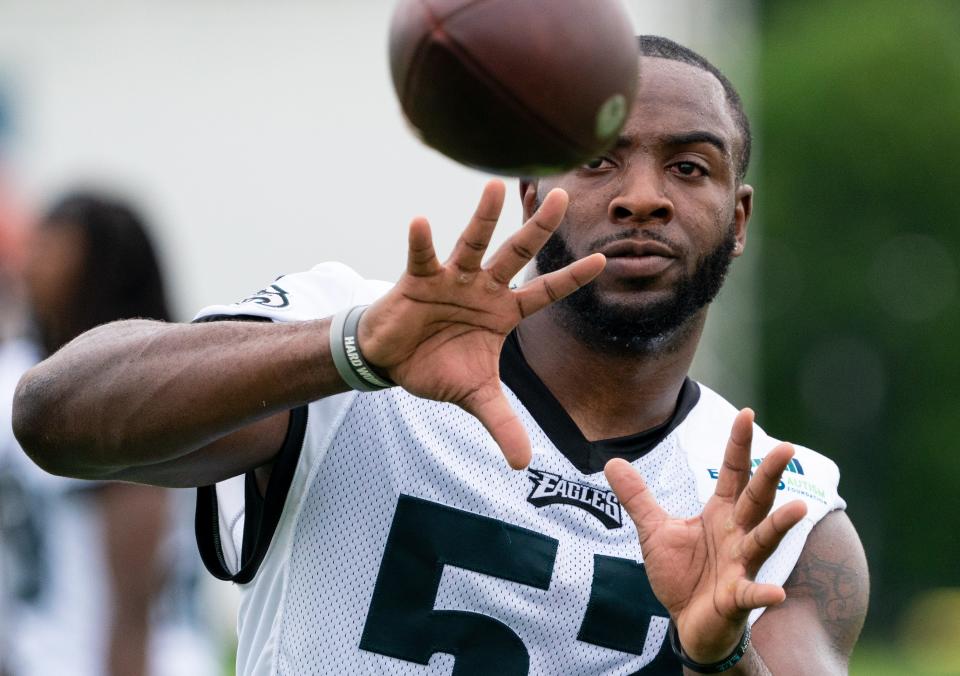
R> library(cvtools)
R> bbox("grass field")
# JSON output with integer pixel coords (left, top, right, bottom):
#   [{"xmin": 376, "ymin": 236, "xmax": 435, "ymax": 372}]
[{"xmin": 851, "ymin": 642, "xmax": 960, "ymax": 676}]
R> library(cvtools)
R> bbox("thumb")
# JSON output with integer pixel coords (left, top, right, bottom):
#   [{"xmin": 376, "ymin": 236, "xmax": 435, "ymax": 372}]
[
  {"xmin": 460, "ymin": 384, "xmax": 531, "ymax": 470},
  {"xmin": 605, "ymin": 458, "xmax": 668, "ymax": 545}
]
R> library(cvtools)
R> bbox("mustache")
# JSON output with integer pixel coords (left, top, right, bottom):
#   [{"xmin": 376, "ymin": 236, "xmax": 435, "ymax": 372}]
[
  {"xmin": 587, "ymin": 228, "xmax": 683, "ymax": 255},
  {"xmin": 531, "ymin": 194, "xmax": 685, "ymax": 255}
]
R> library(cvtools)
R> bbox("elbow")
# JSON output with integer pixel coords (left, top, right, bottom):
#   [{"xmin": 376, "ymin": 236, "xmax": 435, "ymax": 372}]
[
  {"xmin": 13, "ymin": 366, "xmax": 58, "ymax": 471},
  {"xmin": 12, "ymin": 320, "xmax": 160, "ymax": 480},
  {"xmin": 12, "ymin": 365, "xmax": 87, "ymax": 478}
]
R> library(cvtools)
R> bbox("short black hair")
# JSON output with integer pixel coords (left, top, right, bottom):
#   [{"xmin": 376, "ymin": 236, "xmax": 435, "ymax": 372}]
[
  {"xmin": 38, "ymin": 191, "xmax": 171, "ymax": 355},
  {"xmin": 637, "ymin": 35, "xmax": 752, "ymax": 181}
]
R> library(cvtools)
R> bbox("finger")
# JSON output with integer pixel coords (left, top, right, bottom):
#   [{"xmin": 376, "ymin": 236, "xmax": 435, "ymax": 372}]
[
  {"xmin": 734, "ymin": 442, "xmax": 795, "ymax": 529},
  {"xmin": 731, "ymin": 579, "xmax": 787, "ymax": 612},
  {"xmin": 406, "ymin": 216, "xmax": 442, "ymax": 277},
  {"xmin": 714, "ymin": 408, "xmax": 755, "ymax": 502},
  {"xmin": 605, "ymin": 458, "xmax": 668, "ymax": 546},
  {"xmin": 515, "ymin": 253, "xmax": 606, "ymax": 317},
  {"xmin": 484, "ymin": 188, "xmax": 569, "ymax": 285},
  {"xmin": 460, "ymin": 384, "xmax": 531, "ymax": 470},
  {"xmin": 448, "ymin": 179, "xmax": 506, "ymax": 272},
  {"xmin": 738, "ymin": 500, "xmax": 808, "ymax": 577}
]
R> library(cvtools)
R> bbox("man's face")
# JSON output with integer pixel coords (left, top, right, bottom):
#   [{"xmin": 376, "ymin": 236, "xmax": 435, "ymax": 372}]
[
  {"xmin": 526, "ymin": 57, "xmax": 753, "ymax": 352},
  {"xmin": 23, "ymin": 221, "xmax": 87, "ymax": 325}
]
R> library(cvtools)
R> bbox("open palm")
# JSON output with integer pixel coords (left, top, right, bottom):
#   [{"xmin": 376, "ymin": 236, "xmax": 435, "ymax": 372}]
[
  {"xmin": 359, "ymin": 180, "xmax": 605, "ymax": 469},
  {"xmin": 606, "ymin": 409, "xmax": 809, "ymax": 662}
]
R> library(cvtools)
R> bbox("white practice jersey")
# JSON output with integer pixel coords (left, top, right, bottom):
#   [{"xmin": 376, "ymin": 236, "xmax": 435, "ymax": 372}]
[{"xmin": 195, "ymin": 263, "xmax": 845, "ymax": 676}]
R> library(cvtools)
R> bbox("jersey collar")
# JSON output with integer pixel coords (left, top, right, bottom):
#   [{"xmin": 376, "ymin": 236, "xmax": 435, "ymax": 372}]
[{"xmin": 499, "ymin": 331, "xmax": 700, "ymax": 475}]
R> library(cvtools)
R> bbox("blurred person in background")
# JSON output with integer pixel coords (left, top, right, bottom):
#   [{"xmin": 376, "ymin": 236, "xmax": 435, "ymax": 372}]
[
  {"xmin": 0, "ymin": 169, "xmax": 28, "ymax": 340},
  {"xmin": 0, "ymin": 168, "xmax": 29, "ymax": 676},
  {"xmin": 0, "ymin": 191, "xmax": 218, "ymax": 676}
]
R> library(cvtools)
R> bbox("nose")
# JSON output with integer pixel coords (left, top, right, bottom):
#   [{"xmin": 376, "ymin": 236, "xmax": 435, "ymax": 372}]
[{"xmin": 607, "ymin": 161, "xmax": 674, "ymax": 227}]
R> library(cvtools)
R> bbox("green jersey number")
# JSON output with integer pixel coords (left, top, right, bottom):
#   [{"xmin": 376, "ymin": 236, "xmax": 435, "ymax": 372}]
[{"xmin": 360, "ymin": 495, "xmax": 678, "ymax": 674}]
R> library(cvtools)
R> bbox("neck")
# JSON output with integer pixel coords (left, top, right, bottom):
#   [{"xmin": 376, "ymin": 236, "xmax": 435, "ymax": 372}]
[{"xmin": 516, "ymin": 308, "xmax": 705, "ymax": 441}]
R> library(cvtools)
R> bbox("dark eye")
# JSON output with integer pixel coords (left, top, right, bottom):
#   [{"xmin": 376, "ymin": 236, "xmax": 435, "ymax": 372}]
[
  {"xmin": 672, "ymin": 161, "xmax": 706, "ymax": 177},
  {"xmin": 583, "ymin": 157, "xmax": 611, "ymax": 170}
]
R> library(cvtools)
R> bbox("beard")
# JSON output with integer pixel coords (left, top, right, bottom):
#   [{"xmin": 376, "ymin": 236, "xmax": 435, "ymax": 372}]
[{"xmin": 534, "ymin": 223, "xmax": 737, "ymax": 354}]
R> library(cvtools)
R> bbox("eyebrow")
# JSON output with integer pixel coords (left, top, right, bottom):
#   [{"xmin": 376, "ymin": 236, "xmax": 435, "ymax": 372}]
[{"xmin": 614, "ymin": 131, "xmax": 729, "ymax": 158}]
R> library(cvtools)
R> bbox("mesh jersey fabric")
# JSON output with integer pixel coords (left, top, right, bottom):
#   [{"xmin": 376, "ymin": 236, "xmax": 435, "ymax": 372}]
[{"xmin": 194, "ymin": 262, "xmax": 845, "ymax": 676}]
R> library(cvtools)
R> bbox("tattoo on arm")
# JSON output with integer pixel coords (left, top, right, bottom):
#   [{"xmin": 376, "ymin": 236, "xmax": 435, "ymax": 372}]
[
  {"xmin": 786, "ymin": 554, "xmax": 863, "ymax": 627},
  {"xmin": 783, "ymin": 513, "xmax": 869, "ymax": 653}
]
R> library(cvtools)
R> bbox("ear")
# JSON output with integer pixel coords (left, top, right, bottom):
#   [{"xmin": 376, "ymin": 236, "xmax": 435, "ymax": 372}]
[
  {"xmin": 520, "ymin": 178, "xmax": 539, "ymax": 221},
  {"xmin": 732, "ymin": 184, "xmax": 753, "ymax": 257}
]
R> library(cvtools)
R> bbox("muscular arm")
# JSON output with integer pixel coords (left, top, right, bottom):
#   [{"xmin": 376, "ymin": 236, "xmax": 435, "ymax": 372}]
[
  {"xmin": 741, "ymin": 509, "xmax": 869, "ymax": 675},
  {"xmin": 13, "ymin": 182, "xmax": 602, "ymax": 486},
  {"xmin": 607, "ymin": 416, "xmax": 868, "ymax": 676},
  {"xmin": 12, "ymin": 317, "xmax": 345, "ymax": 486}
]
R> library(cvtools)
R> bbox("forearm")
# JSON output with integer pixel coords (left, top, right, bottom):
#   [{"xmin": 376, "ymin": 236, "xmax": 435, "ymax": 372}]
[
  {"xmin": 681, "ymin": 646, "xmax": 772, "ymax": 676},
  {"xmin": 678, "ymin": 617, "xmax": 849, "ymax": 676},
  {"xmin": 13, "ymin": 317, "xmax": 346, "ymax": 478},
  {"xmin": 723, "ymin": 646, "xmax": 772, "ymax": 676}
]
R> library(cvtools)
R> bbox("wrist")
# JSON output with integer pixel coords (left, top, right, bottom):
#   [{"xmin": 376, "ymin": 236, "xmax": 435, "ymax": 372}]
[
  {"xmin": 669, "ymin": 620, "xmax": 751, "ymax": 673},
  {"xmin": 672, "ymin": 619, "xmax": 744, "ymax": 664},
  {"xmin": 329, "ymin": 305, "xmax": 396, "ymax": 391}
]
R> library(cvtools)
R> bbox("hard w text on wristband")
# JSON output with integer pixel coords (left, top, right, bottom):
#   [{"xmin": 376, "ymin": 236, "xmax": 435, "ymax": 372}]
[{"xmin": 329, "ymin": 305, "xmax": 396, "ymax": 392}]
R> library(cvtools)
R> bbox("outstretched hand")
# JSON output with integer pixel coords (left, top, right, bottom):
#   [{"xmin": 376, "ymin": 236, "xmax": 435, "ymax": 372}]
[
  {"xmin": 605, "ymin": 409, "xmax": 809, "ymax": 663},
  {"xmin": 358, "ymin": 179, "xmax": 606, "ymax": 469}
]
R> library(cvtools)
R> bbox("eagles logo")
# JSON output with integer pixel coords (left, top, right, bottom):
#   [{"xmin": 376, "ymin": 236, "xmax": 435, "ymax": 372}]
[
  {"xmin": 526, "ymin": 469, "xmax": 624, "ymax": 529},
  {"xmin": 239, "ymin": 284, "xmax": 290, "ymax": 308}
]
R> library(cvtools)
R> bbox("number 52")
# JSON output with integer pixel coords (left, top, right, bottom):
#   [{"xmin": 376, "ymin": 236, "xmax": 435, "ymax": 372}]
[{"xmin": 360, "ymin": 495, "xmax": 678, "ymax": 674}]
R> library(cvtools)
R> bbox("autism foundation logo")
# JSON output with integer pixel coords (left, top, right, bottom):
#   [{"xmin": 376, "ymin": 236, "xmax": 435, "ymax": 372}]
[
  {"xmin": 753, "ymin": 457, "xmax": 805, "ymax": 476},
  {"xmin": 708, "ymin": 456, "xmax": 827, "ymax": 504}
]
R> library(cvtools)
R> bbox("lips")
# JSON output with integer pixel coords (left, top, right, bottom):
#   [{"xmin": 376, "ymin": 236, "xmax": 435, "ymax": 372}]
[
  {"xmin": 598, "ymin": 239, "xmax": 678, "ymax": 278},
  {"xmin": 599, "ymin": 239, "xmax": 677, "ymax": 259}
]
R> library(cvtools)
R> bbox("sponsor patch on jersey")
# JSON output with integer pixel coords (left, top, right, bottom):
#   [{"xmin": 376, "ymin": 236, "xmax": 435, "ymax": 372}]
[
  {"xmin": 238, "ymin": 284, "xmax": 290, "ymax": 308},
  {"xmin": 526, "ymin": 469, "xmax": 623, "ymax": 529},
  {"xmin": 707, "ymin": 456, "xmax": 828, "ymax": 505}
]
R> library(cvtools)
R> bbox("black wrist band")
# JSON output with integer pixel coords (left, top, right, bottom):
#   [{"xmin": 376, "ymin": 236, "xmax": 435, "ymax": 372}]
[
  {"xmin": 668, "ymin": 621, "xmax": 751, "ymax": 673},
  {"xmin": 329, "ymin": 305, "xmax": 396, "ymax": 392}
]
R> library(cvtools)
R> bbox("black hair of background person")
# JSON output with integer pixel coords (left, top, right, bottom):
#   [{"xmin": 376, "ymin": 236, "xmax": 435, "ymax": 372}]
[{"xmin": 37, "ymin": 192, "xmax": 171, "ymax": 356}]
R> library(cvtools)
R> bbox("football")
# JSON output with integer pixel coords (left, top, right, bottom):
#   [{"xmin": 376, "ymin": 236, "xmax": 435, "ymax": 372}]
[{"xmin": 388, "ymin": 0, "xmax": 639, "ymax": 175}]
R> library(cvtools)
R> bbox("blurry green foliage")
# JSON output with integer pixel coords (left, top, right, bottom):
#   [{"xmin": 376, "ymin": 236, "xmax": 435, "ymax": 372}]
[{"xmin": 758, "ymin": 0, "xmax": 960, "ymax": 637}]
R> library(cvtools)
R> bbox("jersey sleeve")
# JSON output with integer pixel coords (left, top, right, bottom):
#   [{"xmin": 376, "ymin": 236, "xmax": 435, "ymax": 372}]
[
  {"xmin": 193, "ymin": 262, "xmax": 393, "ymax": 582},
  {"xmin": 744, "ymin": 438, "xmax": 844, "ymax": 625},
  {"xmin": 193, "ymin": 261, "xmax": 394, "ymax": 323}
]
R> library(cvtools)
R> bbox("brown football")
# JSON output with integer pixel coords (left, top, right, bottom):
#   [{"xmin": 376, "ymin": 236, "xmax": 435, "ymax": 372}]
[{"xmin": 389, "ymin": 0, "xmax": 639, "ymax": 175}]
